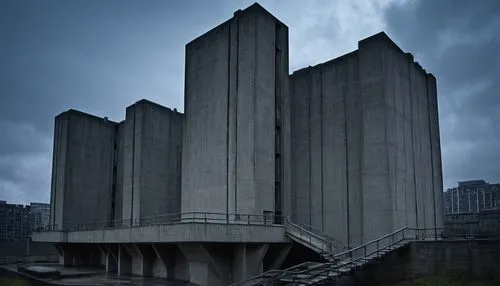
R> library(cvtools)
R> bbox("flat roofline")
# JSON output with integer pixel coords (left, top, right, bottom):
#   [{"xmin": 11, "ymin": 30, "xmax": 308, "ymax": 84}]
[
  {"xmin": 186, "ymin": 3, "xmax": 287, "ymax": 48},
  {"xmin": 291, "ymin": 50, "xmax": 358, "ymax": 76},
  {"xmin": 57, "ymin": 109, "xmax": 119, "ymax": 124},
  {"xmin": 132, "ymin": 99, "xmax": 183, "ymax": 114}
]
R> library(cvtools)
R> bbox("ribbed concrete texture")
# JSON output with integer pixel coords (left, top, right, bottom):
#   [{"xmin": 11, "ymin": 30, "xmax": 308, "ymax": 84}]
[
  {"xmin": 50, "ymin": 110, "xmax": 120, "ymax": 229},
  {"xmin": 290, "ymin": 32, "xmax": 444, "ymax": 247},
  {"xmin": 121, "ymin": 100, "xmax": 183, "ymax": 222},
  {"xmin": 50, "ymin": 100, "xmax": 184, "ymax": 229},
  {"xmin": 182, "ymin": 3, "xmax": 291, "ymax": 220}
]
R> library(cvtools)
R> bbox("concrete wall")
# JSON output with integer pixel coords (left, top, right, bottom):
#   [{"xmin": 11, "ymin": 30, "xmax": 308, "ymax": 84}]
[
  {"xmin": 50, "ymin": 110, "xmax": 119, "ymax": 229},
  {"xmin": 290, "ymin": 32, "xmax": 443, "ymax": 246},
  {"xmin": 182, "ymin": 3, "xmax": 290, "ymax": 218},
  {"xmin": 32, "ymin": 223, "xmax": 286, "ymax": 244},
  {"xmin": 338, "ymin": 240, "xmax": 500, "ymax": 285},
  {"xmin": 0, "ymin": 240, "xmax": 57, "ymax": 257},
  {"xmin": 122, "ymin": 100, "xmax": 183, "ymax": 222}
]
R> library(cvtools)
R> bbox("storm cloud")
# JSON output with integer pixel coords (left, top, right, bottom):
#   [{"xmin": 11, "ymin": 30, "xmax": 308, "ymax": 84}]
[{"xmin": 0, "ymin": 0, "xmax": 498, "ymax": 204}]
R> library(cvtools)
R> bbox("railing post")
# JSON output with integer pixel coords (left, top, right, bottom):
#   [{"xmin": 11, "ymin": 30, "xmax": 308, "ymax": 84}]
[{"xmin": 204, "ymin": 212, "xmax": 207, "ymax": 223}]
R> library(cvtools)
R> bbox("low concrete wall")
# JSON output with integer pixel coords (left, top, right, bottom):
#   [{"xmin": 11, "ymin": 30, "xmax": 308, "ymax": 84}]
[
  {"xmin": 341, "ymin": 240, "xmax": 500, "ymax": 285},
  {"xmin": 33, "ymin": 223, "xmax": 287, "ymax": 244},
  {"xmin": 0, "ymin": 240, "xmax": 57, "ymax": 257}
]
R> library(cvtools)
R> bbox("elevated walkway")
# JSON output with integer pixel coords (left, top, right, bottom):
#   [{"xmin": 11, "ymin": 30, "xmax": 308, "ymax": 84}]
[{"xmin": 32, "ymin": 212, "xmax": 287, "ymax": 244}]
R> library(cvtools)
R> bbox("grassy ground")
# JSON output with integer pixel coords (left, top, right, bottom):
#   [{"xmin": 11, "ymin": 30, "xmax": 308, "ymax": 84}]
[
  {"xmin": 0, "ymin": 277, "xmax": 34, "ymax": 286},
  {"xmin": 392, "ymin": 274, "xmax": 500, "ymax": 286}
]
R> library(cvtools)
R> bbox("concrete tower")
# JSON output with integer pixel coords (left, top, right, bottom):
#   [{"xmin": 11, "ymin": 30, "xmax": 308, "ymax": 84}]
[
  {"xmin": 49, "ymin": 110, "xmax": 120, "ymax": 229},
  {"xmin": 181, "ymin": 3, "xmax": 290, "ymax": 221},
  {"xmin": 121, "ymin": 99, "xmax": 183, "ymax": 223},
  {"xmin": 290, "ymin": 32, "xmax": 444, "ymax": 246}
]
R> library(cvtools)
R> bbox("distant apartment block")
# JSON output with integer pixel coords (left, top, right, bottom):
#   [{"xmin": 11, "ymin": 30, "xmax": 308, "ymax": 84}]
[
  {"xmin": 29, "ymin": 202, "xmax": 50, "ymax": 230},
  {"xmin": 0, "ymin": 201, "xmax": 30, "ymax": 241},
  {"xmin": 444, "ymin": 180, "xmax": 500, "ymax": 214}
]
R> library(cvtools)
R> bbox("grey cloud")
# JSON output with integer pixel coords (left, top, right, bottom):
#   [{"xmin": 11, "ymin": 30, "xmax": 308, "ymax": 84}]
[{"xmin": 384, "ymin": 0, "xmax": 500, "ymax": 188}]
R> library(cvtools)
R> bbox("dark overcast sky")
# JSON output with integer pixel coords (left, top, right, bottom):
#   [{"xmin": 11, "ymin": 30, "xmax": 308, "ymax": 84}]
[{"xmin": 1, "ymin": 0, "xmax": 499, "ymax": 204}]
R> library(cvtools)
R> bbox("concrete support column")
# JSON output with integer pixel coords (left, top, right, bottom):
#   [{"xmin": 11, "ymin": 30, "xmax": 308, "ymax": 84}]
[
  {"xmin": 178, "ymin": 243, "xmax": 226, "ymax": 286},
  {"xmin": 55, "ymin": 244, "xmax": 72, "ymax": 266},
  {"xmin": 118, "ymin": 244, "xmax": 132, "ymax": 275},
  {"xmin": 103, "ymin": 244, "xmax": 118, "ymax": 273},
  {"xmin": 268, "ymin": 244, "xmax": 292, "ymax": 270},
  {"xmin": 151, "ymin": 244, "xmax": 178, "ymax": 278},
  {"xmin": 134, "ymin": 244, "xmax": 156, "ymax": 277},
  {"xmin": 233, "ymin": 244, "xmax": 269, "ymax": 282}
]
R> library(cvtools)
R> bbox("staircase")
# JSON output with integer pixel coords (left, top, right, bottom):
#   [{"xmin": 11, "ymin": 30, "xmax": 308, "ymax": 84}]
[
  {"xmin": 232, "ymin": 227, "xmax": 434, "ymax": 286},
  {"xmin": 285, "ymin": 219, "xmax": 345, "ymax": 262}
]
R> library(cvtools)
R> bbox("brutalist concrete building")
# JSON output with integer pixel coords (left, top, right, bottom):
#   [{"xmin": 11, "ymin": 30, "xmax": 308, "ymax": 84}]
[
  {"xmin": 38, "ymin": 3, "xmax": 444, "ymax": 285},
  {"xmin": 290, "ymin": 34, "xmax": 444, "ymax": 246}
]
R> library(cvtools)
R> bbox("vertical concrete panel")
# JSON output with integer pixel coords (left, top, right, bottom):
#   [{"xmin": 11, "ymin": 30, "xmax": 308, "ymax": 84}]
[
  {"xmin": 359, "ymin": 36, "xmax": 392, "ymax": 242},
  {"xmin": 403, "ymin": 54, "xmax": 417, "ymax": 229},
  {"xmin": 309, "ymin": 68, "xmax": 323, "ymax": 231},
  {"xmin": 384, "ymin": 47, "xmax": 407, "ymax": 230},
  {"xmin": 280, "ymin": 26, "xmax": 292, "ymax": 220},
  {"xmin": 114, "ymin": 122, "xmax": 124, "ymax": 222},
  {"xmin": 290, "ymin": 70, "xmax": 311, "ymax": 225},
  {"xmin": 182, "ymin": 21, "xmax": 230, "ymax": 214},
  {"xmin": 345, "ymin": 53, "xmax": 363, "ymax": 247},
  {"xmin": 51, "ymin": 114, "xmax": 68, "ymax": 228},
  {"xmin": 235, "ymin": 11, "xmax": 257, "ymax": 214},
  {"xmin": 122, "ymin": 108, "xmax": 135, "ymax": 223},
  {"xmin": 412, "ymin": 64, "xmax": 434, "ymax": 230},
  {"xmin": 321, "ymin": 62, "xmax": 348, "ymax": 244},
  {"xmin": 227, "ymin": 17, "xmax": 239, "ymax": 216},
  {"xmin": 410, "ymin": 61, "xmax": 426, "ymax": 230},
  {"xmin": 427, "ymin": 74, "xmax": 444, "ymax": 229},
  {"xmin": 253, "ymin": 11, "xmax": 275, "ymax": 214}
]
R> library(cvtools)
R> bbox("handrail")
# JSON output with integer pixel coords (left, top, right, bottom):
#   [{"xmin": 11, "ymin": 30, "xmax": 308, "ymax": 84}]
[
  {"xmin": 232, "ymin": 227, "xmax": 418, "ymax": 286},
  {"xmin": 285, "ymin": 219, "xmax": 337, "ymax": 254},
  {"xmin": 34, "ymin": 211, "xmax": 285, "ymax": 232},
  {"xmin": 232, "ymin": 226, "xmax": 500, "ymax": 286},
  {"xmin": 333, "ymin": 227, "xmax": 407, "ymax": 257},
  {"xmin": 289, "ymin": 221, "xmax": 346, "ymax": 247}
]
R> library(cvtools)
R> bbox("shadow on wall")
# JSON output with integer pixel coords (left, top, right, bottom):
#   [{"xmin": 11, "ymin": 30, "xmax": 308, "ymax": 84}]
[{"xmin": 336, "ymin": 240, "xmax": 500, "ymax": 286}]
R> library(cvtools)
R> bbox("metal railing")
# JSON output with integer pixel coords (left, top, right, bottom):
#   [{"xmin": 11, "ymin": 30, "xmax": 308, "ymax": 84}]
[
  {"xmin": 231, "ymin": 227, "xmax": 455, "ymax": 286},
  {"xmin": 35, "ymin": 212, "xmax": 284, "ymax": 232},
  {"xmin": 288, "ymin": 220, "xmax": 346, "ymax": 250},
  {"xmin": 285, "ymin": 219, "xmax": 343, "ymax": 256}
]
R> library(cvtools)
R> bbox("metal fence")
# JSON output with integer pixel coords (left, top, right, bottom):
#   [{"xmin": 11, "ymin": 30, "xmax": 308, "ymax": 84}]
[
  {"xmin": 34, "ymin": 212, "xmax": 284, "ymax": 232},
  {"xmin": 231, "ymin": 226, "xmax": 500, "ymax": 285}
]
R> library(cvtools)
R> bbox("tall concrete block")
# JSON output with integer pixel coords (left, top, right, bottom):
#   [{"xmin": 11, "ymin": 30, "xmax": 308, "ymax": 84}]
[
  {"xmin": 289, "ymin": 32, "xmax": 443, "ymax": 245},
  {"xmin": 122, "ymin": 100, "xmax": 183, "ymax": 222},
  {"xmin": 182, "ymin": 3, "xmax": 289, "ymax": 218},
  {"xmin": 50, "ymin": 110, "xmax": 119, "ymax": 229}
]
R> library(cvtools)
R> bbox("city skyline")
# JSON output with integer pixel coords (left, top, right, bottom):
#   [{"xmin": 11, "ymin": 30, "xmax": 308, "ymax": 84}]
[{"xmin": 1, "ymin": 0, "xmax": 500, "ymax": 204}]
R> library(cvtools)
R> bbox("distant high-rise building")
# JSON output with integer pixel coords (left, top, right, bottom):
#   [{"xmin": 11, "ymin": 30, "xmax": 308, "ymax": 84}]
[
  {"xmin": 29, "ymin": 202, "xmax": 50, "ymax": 230},
  {"xmin": 0, "ymin": 201, "xmax": 30, "ymax": 241},
  {"xmin": 444, "ymin": 180, "xmax": 500, "ymax": 214}
]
